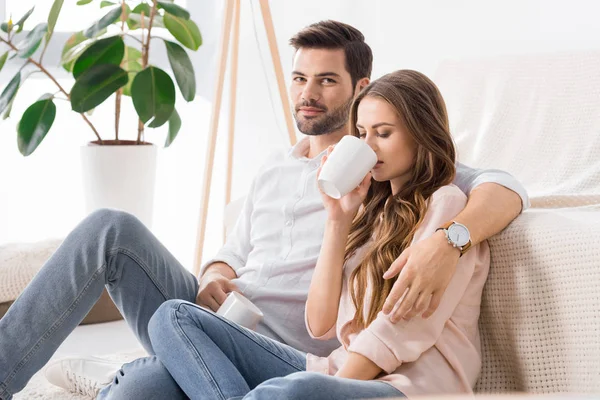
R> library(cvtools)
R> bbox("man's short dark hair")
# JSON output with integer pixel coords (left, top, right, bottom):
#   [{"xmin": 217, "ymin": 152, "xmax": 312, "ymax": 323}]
[{"xmin": 289, "ymin": 20, "xmax": 373, "ymax": 88}]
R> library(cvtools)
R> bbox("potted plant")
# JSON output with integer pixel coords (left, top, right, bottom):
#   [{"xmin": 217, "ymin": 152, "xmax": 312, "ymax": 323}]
[{"xmin": 0, "ymin": 0, "xmax": 201, "ymax": 227}]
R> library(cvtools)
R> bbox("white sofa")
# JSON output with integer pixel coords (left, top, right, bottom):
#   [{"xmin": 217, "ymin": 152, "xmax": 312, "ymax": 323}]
[{"xmin": 434, "ymin": 51, "xmax": 600, "ymax": 393}]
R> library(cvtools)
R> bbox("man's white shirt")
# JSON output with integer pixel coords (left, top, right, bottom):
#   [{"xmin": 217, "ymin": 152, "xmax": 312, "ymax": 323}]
[{"xmin": 202, "ymin": 137, "xmax": 529, "ymax": 357}]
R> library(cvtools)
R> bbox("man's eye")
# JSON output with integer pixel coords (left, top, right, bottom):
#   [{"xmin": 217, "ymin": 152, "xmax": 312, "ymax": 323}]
[
  {"xmin": 293, "ymin": 77, "xmax": 306, "ymax": 82},
  {"xmin": 322, "ymin": 78, "xmax": 336, "ymax": 84}
]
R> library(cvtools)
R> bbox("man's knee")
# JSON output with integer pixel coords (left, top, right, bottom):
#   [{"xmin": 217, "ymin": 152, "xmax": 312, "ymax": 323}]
[{"xmin": 86, "ymin": 208, "xmax": 143, "ymax": 231}]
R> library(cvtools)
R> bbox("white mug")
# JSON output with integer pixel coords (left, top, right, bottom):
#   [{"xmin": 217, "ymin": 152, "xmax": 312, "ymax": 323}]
[
  {"xmin": 216, "ymin": 292, "xmax": 264, "ymax": 330},
  {"xmin": 317, "ymin": 135, "xmax": 377, "ymax": 199}
]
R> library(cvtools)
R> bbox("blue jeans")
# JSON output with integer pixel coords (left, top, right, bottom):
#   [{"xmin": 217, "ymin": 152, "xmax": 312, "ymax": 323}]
[
  {"xmin": 0, "ymin": 209, "xmax": 199, "ymax": 400},
  {"xmin": 145, "ymin": 300, "xmax": 404, "ymax": 400}
]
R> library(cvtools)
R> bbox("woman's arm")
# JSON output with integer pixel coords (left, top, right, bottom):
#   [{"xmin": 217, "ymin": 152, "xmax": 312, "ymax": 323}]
[
  {"xmin": 306, "ymin": 219, "xmax": 351, "ymax": 337},
  {"xmin": 307, "ymin": 147, "xmax": 372, "ymax": 338},
  {"xmin": 335, "ymin": 352, "xmax": 382, "ymax": 380}
]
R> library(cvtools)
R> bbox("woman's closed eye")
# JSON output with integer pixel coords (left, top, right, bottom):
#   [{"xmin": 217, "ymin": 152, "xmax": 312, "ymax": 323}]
[{"xmin": 357, "ymin": 131, "xmax": 391, "ymax": 139}]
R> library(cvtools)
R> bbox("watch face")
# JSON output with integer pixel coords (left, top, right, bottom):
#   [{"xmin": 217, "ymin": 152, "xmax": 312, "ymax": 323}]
[{"xmin": 448, "ymin": 223, "xmax": 470, "ymax": 247}]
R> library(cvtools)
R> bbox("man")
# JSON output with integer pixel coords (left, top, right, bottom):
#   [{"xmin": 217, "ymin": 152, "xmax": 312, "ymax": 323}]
[{"xmin": 0, "ymin": 20, "xmax": 528, "ymax": 399}]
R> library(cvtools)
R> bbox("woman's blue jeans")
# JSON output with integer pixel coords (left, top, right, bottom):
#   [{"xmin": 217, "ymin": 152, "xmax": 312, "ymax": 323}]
[{"xmin": 137, "ymin": 300, "xmax": 404, "ymax": 400}]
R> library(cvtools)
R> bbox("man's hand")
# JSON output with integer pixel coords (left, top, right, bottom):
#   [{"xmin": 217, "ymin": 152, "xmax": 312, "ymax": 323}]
[
  {"xmin": 196, "ymin": 271, "xmax": 239, "ymax": 312},
  {"xmin": 382, "ymin": 230, "xmax": 460, "ymax": 322}
]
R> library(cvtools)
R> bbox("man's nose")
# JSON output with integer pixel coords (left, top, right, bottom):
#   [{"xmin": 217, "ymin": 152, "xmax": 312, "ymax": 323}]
[{"xmin": 301, "ymin": 81, "xmax": 321, "ymax": 103}]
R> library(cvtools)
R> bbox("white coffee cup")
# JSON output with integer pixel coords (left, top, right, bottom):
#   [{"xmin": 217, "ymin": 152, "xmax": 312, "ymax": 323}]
[
  {"xmin": 317, "ymin": 135, "xmax": 377, "ymax": 199},
  {"xmin": 216, "ymin": 292, "xmax": 264, "ymax": 330}
]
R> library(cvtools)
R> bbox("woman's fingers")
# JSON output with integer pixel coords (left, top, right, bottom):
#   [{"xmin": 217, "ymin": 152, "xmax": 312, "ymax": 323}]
[{"xmin": 402, "ymin": 292, "xmax": 431, "ymax": 320}]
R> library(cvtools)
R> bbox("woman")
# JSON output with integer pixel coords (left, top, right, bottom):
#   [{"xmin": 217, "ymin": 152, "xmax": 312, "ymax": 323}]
[{"xmin": 145, "ymin": 69, "xmax": 490, "ymax": 399}]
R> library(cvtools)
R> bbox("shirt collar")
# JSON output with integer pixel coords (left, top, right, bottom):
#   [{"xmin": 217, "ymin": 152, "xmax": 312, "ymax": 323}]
[{"xmin": 287, "ymin": 137, "xmax": 327, "ymax": 167}]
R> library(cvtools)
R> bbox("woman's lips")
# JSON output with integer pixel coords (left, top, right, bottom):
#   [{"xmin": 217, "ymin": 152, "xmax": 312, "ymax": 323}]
[{"xmin": 373, "ymin": 161, "xmax": 384, "ymax": 169}]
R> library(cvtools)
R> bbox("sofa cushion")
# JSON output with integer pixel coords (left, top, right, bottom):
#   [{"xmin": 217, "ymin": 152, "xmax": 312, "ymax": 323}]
[
  {"xmin": 435, "ymin": 51, "xmax": 600, "ymax": 205},
  {"xmin": 475, "ymin": 205, "xmax": 600, "ymax": 393}
]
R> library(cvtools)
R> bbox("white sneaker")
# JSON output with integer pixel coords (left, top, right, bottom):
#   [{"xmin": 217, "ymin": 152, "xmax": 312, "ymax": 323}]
[{"xmin": 44, "ymin": 356, "xmax": 123, "ymax": 397}]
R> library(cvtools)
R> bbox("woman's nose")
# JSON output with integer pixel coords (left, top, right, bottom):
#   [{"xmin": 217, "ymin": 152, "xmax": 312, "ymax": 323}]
[{"xmin": 364, "ymin": 135, "xmax": 377, "ymax": 151}]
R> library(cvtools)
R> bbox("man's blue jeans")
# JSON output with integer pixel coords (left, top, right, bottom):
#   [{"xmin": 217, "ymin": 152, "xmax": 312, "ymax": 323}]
[
  {"xmin": 142, "ymin": 300, "xmax": 404, "ymax": 400},
  {"xmin": 0, "ymin": 209, "xmax": 198, "ymax": 400}
]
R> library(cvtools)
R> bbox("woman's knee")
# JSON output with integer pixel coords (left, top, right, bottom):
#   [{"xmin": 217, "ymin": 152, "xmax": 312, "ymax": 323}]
[
  {"xmin": 246, "ymin": 372, "xmax": 324, "ymax": 400},
  {"xmin": 97, "ymin": 356, "xmax": 186, "ymax": 400},
  {"xmin": 148, "ymin": 299, "xmax": 187, "ymax": 341},
  {"xmin": 148, "ymin": 300, "xmax": 213, "ymax": 350}
]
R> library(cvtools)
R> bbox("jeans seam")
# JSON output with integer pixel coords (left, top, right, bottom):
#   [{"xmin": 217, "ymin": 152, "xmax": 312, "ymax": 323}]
[
  {"xmin": 180, "ymin": 303, "xmax": 306, "ymax": 372},
  {"xmin": 1, "ymin": 263, "xmax": 107, "ymax": 392},
  {"xmin": 108, "ymin": 247, "xmax": 196, "ymax": 302},
  {"xmin": 172, "ymin": 305, "xmax": 227, "ymax": 400}
]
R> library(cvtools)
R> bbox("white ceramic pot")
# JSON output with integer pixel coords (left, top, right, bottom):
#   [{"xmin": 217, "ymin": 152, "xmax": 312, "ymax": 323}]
[{"xmin": 80, "ymin": 140, "xmax": 158, "ymax": 228}]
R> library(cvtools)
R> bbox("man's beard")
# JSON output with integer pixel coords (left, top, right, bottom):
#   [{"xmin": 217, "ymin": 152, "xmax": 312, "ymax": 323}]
[{"xmin": 293, "ymin": 97, "xmax": 353, "ymax": 136}]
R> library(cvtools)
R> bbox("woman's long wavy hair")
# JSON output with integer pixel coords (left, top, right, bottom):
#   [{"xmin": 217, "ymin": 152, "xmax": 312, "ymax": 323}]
[{"xmin": 346, "ymin": 70, "xmax": 456, "ymax": 330}]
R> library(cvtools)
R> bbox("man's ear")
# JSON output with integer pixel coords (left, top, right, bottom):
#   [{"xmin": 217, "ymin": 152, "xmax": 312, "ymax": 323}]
[{"xmin": 355, "ymin": 77, "xmax": 370, "ymax": 95}]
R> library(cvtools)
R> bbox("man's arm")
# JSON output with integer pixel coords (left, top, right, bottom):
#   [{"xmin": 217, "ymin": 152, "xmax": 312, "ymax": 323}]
[
  {"xmin": 196, "ymin": 262, "xmax": 239, "ymax": 311},
  {"xmin": 454, "ymin": 182, "xmax": 522, "ymax": 245},
  {"xmin": 196, "ymin": 180, "xmax": 257, "ymax": 311},
  {"xmin": 382, "ymin": 165, "xmax": 528, "ymax": 322},
  {"xmin": 203, "ymin": 262, "xmax": 237, "ymax": 280}
]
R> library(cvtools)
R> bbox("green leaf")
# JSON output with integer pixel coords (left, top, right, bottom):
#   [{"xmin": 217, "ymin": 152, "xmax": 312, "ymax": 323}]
[
  {"xmin": 77, "ymin": 0, "xmax": 94, "ymax": 5},
  {"xmin": 17, "ymin": 23, "xmax": 48, "ymax": 58},
  {"xmin": 164, "ymin": 40, "xmax": 195, "ymax": 101},
  {"xmin": 131, "ymin": 66, "xmax": 176, "ymax": 128},
  {"xmin": 157, "ymin": 2, "xmax": 190, "ymax": 20},
  {"xmin": 124, "ymin": 45, "xmax": 142, "ymax": 61},
  {"xmin": 15, "ymin": 7, "xmax": 35, "ymax": 28},
  {"xmin": 70, "ymin": 64, "xmax": 128, "ymax": 113},
  {"xmin": 84, "ymin": 7, "xmax": 121, "ymax": 38},
  {"xmin": 126, "ymin": 3, "xmax": 150, "ymax": 30},
  {"xmin": 163, "ymin": 13, "xmax": 202, "ymax": 51},
  {"xmin": 0, "ymin": 72, "xmax": 21, "ymax": 114},
  {"xmin": 164, "ymin": 108, "xmax": 181, "ymax": 147},
  {"xmin": 122, "ymin": 46, "xmax": 142, "ymax": 96},
  {"xmin": 46, "ymin": 0, "xmax": 64, "ymax": 43},
  {"xmin": 61, "ymin": 31, "xmax": 92, "ymax": 72},
  {"xmin": 131, "ymin": 3, "xmax": 151, "ymax": 15},
  {"xmin": 3, "ymin": 98, "xmax": 15, "ymax": 119},
  {"xmin": 17, "ymin": 97, "xmax": 56, "ymax": 156},
  {"xmin": 72, "ymin": 35, "xmax": 124, "ymax": 79},
  {"xmin": 0, "ymin": 23, "xmax": 8, "ymax": 33},
  {"xmin": 0, "ymin": 52, "xmax": 8, "ymax": 73},
  {"xmin": 101, "ymin": 1, "xmax": 116, "ymax": 7},
  {"xmin": 127, "ymin": 13, "xmax": 164, "ymax": 30}
]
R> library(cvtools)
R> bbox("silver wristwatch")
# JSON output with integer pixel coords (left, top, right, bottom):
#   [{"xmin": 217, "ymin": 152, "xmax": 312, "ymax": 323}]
[{"xmin": 436, "ymin": 221, "xmax": 472, "ymax": 257}]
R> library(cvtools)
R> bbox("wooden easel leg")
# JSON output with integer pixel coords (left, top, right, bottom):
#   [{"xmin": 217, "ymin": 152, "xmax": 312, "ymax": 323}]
[
  {"xmin": 224, "ymin": 0, "xmax": 241, "ymax": 243},
  {"xmin": 259, "ymin": 0, "xmax": 297, "ymax": 146},
  {"xmin": 193, "ymin": 0, "xmax": 236, "ymax": 276}
]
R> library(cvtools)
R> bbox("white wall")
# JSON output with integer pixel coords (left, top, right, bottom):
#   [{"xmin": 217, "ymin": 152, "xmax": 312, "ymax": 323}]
[{"xmin": 1, "ymin": 0, "xmax": 599, "ymax": 269}]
